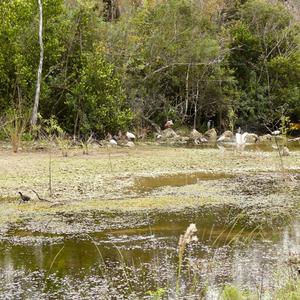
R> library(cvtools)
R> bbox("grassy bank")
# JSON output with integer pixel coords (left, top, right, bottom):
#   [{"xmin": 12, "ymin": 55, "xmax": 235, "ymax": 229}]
[{"xmin": 0, "ymin": 144, "xmax": 299, "ymax": 231}]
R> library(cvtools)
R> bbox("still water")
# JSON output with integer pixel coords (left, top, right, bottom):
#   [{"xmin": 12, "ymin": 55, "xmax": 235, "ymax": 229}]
[
  {"xmin": 0, "ymin": 204, "xmax": 299, "ymax": 299},
  {"xmin": 0, "ymin": 143, "xmax": 300, "ymax": 299}
]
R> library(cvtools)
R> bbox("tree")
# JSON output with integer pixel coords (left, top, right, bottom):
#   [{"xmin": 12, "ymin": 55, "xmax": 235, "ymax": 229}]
[
  {"xmin": 66, "ymin": 51, "xmax": 132, "ymax": 135},
  {"xmin": 31, "ymin": 0, "xmax": 44, "ymax": 126},
  {"xmin": 103, "ymin": 0, "xmax": 238, "ymax": 129},
  {"xmin": 228, "ymin": 0, "xmax": 300, "ymax": 128}
]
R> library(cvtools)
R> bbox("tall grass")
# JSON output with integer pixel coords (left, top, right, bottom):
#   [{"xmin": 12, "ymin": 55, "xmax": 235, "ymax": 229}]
[{"xmin": 3, "ymin": 109, "xmax": 29, "ymax": 152}]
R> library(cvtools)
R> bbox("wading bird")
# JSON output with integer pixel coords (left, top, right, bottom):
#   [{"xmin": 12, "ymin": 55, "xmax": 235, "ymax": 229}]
[
  {"xmin": 272, "ymin": 130, "xmax": 280, "ymax": 135},
  {"xmin": 18, "ymin": 192, "xmax": 31, "ymax": 204},
  {"xmin": 164, "ymin": 120, "xmax": 174, "ymax": 128},
  {"xmin": 217, "ymin": 135, "xmax": 226, "ymax": 142},
  {"xmin": 126, "ymin": 131, "xmax": 136, "ymax": 141},
  {"xmin": 109, "ymin": 138, "xmax": 118, "ymax": 146},
  {"xmin": 235, "ymin": 128, "xmax": 248, "ymax": 145}
]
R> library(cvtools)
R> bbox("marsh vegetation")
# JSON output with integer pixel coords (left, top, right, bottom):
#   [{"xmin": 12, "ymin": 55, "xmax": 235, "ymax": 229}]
[
  {"xmin": 0, "ymin": 0, "xmax": 300, "ymax": 297},
  {"xmin": 0, "ymin": 142, "xmax": 299, "ymax": 299}
]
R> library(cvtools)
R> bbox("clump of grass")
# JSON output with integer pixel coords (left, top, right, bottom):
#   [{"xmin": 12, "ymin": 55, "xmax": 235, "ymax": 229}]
[
  {"xmin": 3, "ymin": 109, "xmax": 29, "ymax": 153},
  {"xmin": 275, "ymin": 279, "xmax": 300, "ymax": 299},
  {"xmin": 146, "ymin": 288, "xmax": 166, "ymax": 299},
  {"xmin": 56, "ymin": 132, "xmax": 71, "ymax": 157},
  {"xmin": 80, "ymin": 134, "xmax": 94, "ymax": 155},
  {"xmin": 221, "ymin": 285, "xmax": 248, "ymax": 300},
  {"xmin": 176, "ymin": 223, "xmax": 198, "ymax": 294},
  {"xmin": 220, "ymin": 278, "xmax": 300, "ymax": 300}
]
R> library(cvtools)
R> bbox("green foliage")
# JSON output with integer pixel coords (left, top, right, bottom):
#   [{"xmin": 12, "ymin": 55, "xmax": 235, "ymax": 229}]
[
  {"xmin": 67, "ymin": 51, "xmax": 132, "ymax": 134},
  {"xmin": 2, "ymin": 108, "xmax": 30, "ymax": 152},
  {"xmin": 0, "ymin": 0, "xmax": 299, "ymax": 138},
  {"xmin": 275, "ymin": 279, "xmax": 300, "ymax": 300},
  {"xmin": 229, "ymin": 0, "xmax": 300, "ymax": 127},
  {"xmin": 102, "ymin": 0, "xmax": 239, "ymax": 128},
  {"xmin": 221, "ymin": 285, "xmax": 258, "ymax": 300},
  {"xmin": 221, "ymin": 285, "xmax": 246, "ymax": 300},
  {"xmin": 146, "ymin": 288, "xmax": 166, "ymax": 299}
]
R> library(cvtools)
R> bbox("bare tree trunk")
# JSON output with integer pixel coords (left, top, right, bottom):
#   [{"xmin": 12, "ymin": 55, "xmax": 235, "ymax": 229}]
[
  {"xmin": 31, "ymin": 0, "xmax": 44, "ymax": 126},
  {"xmin": 193, "ymin": 81, "xmax": 199, "ymax": 129},
  {"xmin": 182, "ymin": 63, "xmax": 191, "ymax": 122}
]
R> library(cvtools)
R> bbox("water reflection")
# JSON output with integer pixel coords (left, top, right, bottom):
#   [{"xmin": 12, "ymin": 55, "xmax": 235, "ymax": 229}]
[
  {"xmin": 132, "ymin": 172, "xmax": 233, "ymax": 193},
  {"xmin": 0, "ymin": 209, "xmax": 299, "ymax": 298}
]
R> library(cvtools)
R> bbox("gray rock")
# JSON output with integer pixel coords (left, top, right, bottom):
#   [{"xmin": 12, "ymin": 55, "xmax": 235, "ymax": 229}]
[
  {"xmin": 258, "ymin": 134, "xmax": 272, "ymax": 142},
  {"xmin": 289, "ymin": 137, "xmax": 300, "ymax": 142},
  {"xmin": 217, "ymin": 130, "xmax": 233, "ymax": 142},
  {"xmin": 190, "ymin": 129, "xmax": 203, "ymax": 140},
  {"xmin": 245, "ymin": 133, "xmax": 258, "ymax": 143},
  {"xmin": 161, "ymin": 128, "xmax": 178, "ymax": 140},
  {"xmin": 123, "ymin": 141, "xmax": 135, "ymax": 147},
  {"xmin": 204, "ymin": 128, "xmax": 217, "ymax": 141}
]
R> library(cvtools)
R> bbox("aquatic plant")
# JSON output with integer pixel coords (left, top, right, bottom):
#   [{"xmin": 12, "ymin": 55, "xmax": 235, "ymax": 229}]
[
  {"xmin": 176, "ymin": 223, "xmax": 198, "ymax": 295},
  {"xmin": 146, "ymin": 288, "xmax": 166, "ymax": 299},
  {"xmin": 221, "ymin": 285, "xmax": 249, "ymax": 300}
]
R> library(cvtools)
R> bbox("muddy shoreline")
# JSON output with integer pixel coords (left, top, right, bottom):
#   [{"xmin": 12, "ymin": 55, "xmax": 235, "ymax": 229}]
[{"xmin": 0, "ymin": 144, "xmax": 299, "ymax": 233}]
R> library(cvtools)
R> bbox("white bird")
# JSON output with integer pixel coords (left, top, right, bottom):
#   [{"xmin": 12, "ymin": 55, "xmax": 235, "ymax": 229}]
[
  {"xmin": 164, "ymin": 120, "xmax": 174, "ymax": 128},
  {"xmin": 236, "ymin": 132, "xmax": 248, "ymax": 145},
  {"xmin": 126, "ymin": 131, "xmax": 136, "ymax": 140},
  {"xmin": 217, "ymin": 135, "xmax": 226, "ymax": 142},
  {"xmin": 109, "ymin": 139, "xmax": 118, "ymax": 146},
  {"xmin": 272, "ymin": 130, "xmax": 280, "ymax": 135}
]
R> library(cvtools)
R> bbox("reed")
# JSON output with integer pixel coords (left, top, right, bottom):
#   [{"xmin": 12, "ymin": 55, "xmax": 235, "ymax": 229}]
[{"xmin": 176, "ymin": 223, "xmax": 198, "ymax": 295}]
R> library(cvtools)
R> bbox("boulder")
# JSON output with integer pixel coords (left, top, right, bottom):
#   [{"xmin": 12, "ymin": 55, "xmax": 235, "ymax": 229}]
[
  {"xmin": 258, "ymin": 134, "xmax": 272, "ymax": 142},
  {"xmin": 204, "ymin": 128, "xmax": 217, "ymax": 141},
  {"xmin": 123, "ymin": 141, "xmax": 135, "ymax": 147},
  {"xmin": 194, "ymin": 137, "xmax": 208, "ymax": 145},
  {"xmin": 245, "ymin": 133, "xmax": 258, "ymax": 143},
  {"xmin": 289, "ymin": 137, "xmax": 300, "ymax": 142},
  {"xmin": 190, "ymin": 129, "xmax": 202, "ymax": 140},
  {"xmin": 161, "ymin": 128, "xmax": 178, "ymax": 140},
  {"xmin": 217, "ymin": 130, "xmax": 233, "ymax": 142}
]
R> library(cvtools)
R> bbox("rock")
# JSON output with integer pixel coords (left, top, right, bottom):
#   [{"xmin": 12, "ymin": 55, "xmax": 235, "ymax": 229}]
[
  {"xmin": 176, "ymin": 137, "xmax": 188, "ymax": 144},
  {"xmin": 190, "ymin": 129, "xmax": 202, "ymax": 140},
  {"xmin": 154, "ymin": 133, "xmax": 162, "ymax": 139},
  {"xmin": 161, "ymin": 128, "xmax": 178, "ymax": 140},
  {"xmin": 179, "ymin": 136, "xmax": 190, "ymax": 142},
  {"xmin": 123, "ymin": 141, "xmax": 135, "ymax": 147},
  {"xmin": 217, "ymin": 130, "xmax": 233, "ymax": 142},
  {"xmin": 223, "ymin": 130, "xmax": 233, "ymax": 138},
  {"xmin": 258, "ymin": 134, "xmax": 272, "ymax": 142},
  {"xmin": 204, "ymin": 128, "xmax": 217, "ymax": 141},
  {"xmin": 245, "ymin": 133, "xmax": 258, "ymax": 143},
  {"xmin": 194, "ymin": 137, "xmax": 208, "ymax": 145},
  {"xmin": 289, "ymin": 137, "xmax": 300, "ymax": 142}
]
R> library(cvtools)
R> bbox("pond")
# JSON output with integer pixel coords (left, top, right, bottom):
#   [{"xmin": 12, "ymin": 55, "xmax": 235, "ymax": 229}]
[
  {"xmin": 0, "ymin": 145, "xmax": 299, "ymax": 299},
  {"xmin": 0, "ymin": 195, "xmax": 299, "ymax": 298}
]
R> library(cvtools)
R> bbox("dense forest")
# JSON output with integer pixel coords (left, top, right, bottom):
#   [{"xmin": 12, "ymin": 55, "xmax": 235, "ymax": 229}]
[{"xmin": 0, "ymin": 0, "xmax": 299, "ymax": 137}]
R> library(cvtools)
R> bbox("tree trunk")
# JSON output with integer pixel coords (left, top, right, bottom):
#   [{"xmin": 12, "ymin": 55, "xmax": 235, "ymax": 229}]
[
  {"xmin": 31, "ymin": 0, "xmax": 44, "ymax": 126},
  {"xmin": 193, "ymin": 81, "xmax": 199, "ymax": 129},
  {"xmin": 182, "ymin": 63, "xmax": 191, "ymax": 122}
]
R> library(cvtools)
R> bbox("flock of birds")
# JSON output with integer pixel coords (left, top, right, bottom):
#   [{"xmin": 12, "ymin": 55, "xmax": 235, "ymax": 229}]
[
  {"xmin": 18, "ymin": 121, "xmax": 283, "ymax": 203},
  {"xmin": 218, "ymin": 128, "xmax": 281, "ymax": 145},
  {"xmin": 109, "ymin": 119, "xmax": 282, "ymax": 147},
  {"xmin": 109, "ymin": 131, "xmax": 136, "ymax": 146},
  {"xmin": 109, "ymin": 120, "xmax": 174, "ymax": 146}
]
